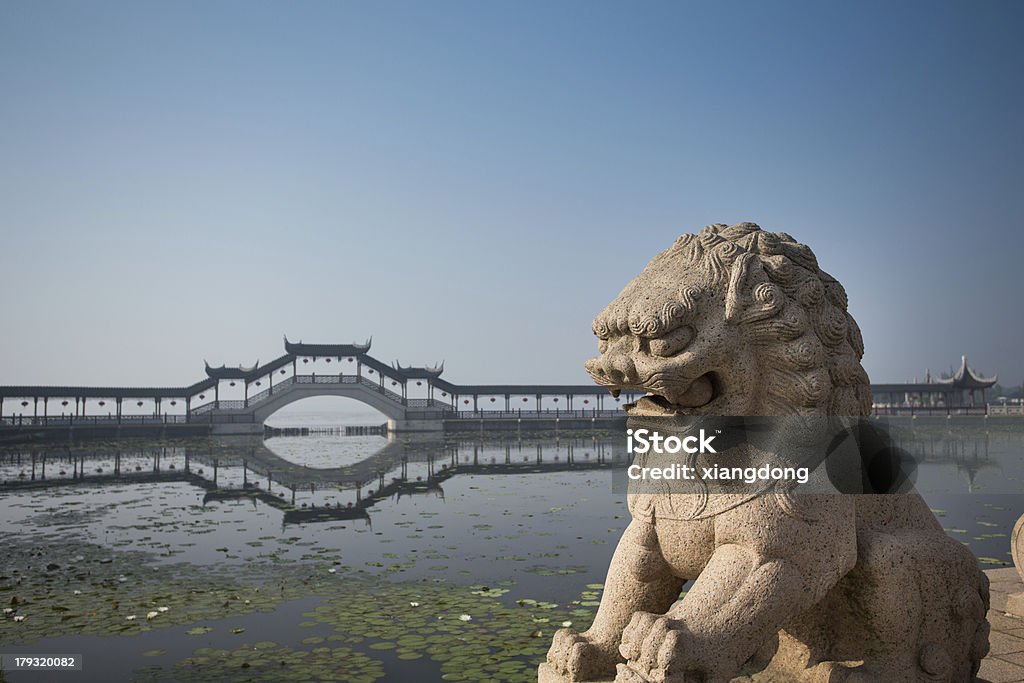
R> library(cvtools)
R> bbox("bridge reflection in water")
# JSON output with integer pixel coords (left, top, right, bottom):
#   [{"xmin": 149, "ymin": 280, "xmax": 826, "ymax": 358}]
[
  {"xmin": 1, "ymin": 421, "xmax": 1014, "ymax": 528},
  {"xmin": 0, "ymin": 432, "xmax": 626, "ymax": 525}
]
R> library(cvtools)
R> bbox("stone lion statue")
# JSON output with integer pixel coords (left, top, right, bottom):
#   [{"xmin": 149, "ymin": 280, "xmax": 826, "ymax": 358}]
[{"xmin": 541, "ymin": 223, "xmax": 990, "ymax": 682}]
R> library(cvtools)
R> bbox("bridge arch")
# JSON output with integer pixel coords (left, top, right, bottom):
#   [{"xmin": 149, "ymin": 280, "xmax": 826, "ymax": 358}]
[{"xmin": 251, "ymin": 382, "xmax": 408, "ymax": 424}]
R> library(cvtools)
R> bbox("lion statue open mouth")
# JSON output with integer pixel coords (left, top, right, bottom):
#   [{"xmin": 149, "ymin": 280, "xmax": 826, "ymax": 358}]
[{"xmin": 541, "ymin": 223, "xmax": 990, "ymax": 683}]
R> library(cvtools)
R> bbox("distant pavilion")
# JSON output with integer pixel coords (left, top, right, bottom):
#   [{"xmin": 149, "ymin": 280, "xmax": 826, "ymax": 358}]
[{"xmin": 871, "ymin": 355, "xmax": 997, "ymax": 410}]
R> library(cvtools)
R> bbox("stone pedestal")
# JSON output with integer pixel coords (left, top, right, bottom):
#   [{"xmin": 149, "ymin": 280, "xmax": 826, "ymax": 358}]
[
  {"xmin": 1008, "ymin": 514, "xmax": 1024, "ymax": 618},
  {"xmin": 386, "ymin": 417, "xmax": 445, "ymax": 433}
]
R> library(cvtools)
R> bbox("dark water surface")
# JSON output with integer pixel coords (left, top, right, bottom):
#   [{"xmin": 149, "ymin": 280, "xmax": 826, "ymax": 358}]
[{"xmin": 1, "ymin": 422, "xmax": 1021, "ymax": 682}]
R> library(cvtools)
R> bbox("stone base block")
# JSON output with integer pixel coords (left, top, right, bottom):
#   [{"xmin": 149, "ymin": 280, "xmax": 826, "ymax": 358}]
[{"xmin": 387, "ymin": 418, "xmax": 445, "ymax": 433}]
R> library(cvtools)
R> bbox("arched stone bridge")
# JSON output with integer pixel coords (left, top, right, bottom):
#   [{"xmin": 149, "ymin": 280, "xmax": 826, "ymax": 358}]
[{"xmin": 0, "ymin": 337, "xmax": 642, "ymax": 435}]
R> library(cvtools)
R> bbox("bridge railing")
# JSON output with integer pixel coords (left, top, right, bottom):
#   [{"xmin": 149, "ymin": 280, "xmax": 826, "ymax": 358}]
[
  {"xmin": 988, "ymin": 403, "xmax": 1024, "ymax": 416},
  {"xmin": 357, "ymin": 376, "xmax": 405, "ymax": 404},
  {"xmin": 294, "ymin": 374, "xmax": 358, "ymax": 385},
  {"xmin": 191, "ymin": 402, "xmax": 218, "ymax": 415},
  {"xmin": 870, "ymin": 405, "xmax": 989, "ymax": 417},
  {"xmin": 246, "ymin": 388, "xmax": 270, "ymax": 404},
  {"xmin": 448, "ymin": 409, "xmax": 625, "ymax": 419},
  {"xmin": 247, "ymin": 375, "xmax": 295, "ymax": 405},
  {"xmin": 0, "ymin": 414, "xmax": 192, "ymax": 427},
  {"xmin": 407, "ymin": 398, "xmax": 453, "ymax": 409},
  {"xmin": 216, "ymin": 400, "xmax": 246, "ymax": 411}
]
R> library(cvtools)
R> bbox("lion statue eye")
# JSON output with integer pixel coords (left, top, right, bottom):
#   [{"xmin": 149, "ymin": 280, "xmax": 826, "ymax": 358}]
[
  {"xmin": 648, "ymin": 325, "xmax": 694, "ymax": 358},
  {"xmin": 597, "ymin": 338, "xmax": 610, "ymax": 354}
]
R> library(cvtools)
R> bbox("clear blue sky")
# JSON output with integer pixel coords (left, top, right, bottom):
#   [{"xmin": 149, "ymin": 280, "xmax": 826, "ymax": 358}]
[{"xmin": 1, "ymin": 0, "xmax": 1022, "ymax": 389}]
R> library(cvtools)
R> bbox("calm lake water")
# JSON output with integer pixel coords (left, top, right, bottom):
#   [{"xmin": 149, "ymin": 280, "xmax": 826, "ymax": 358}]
[{"xmin": 1, "ymin": 416, "xmax": 1022, "ymax": 682}]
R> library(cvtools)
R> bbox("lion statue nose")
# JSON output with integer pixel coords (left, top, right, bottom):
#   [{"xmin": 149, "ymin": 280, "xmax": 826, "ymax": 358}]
[{"xmin": 585, "ymin": 352, "xmax": 638, "ymax": 387}]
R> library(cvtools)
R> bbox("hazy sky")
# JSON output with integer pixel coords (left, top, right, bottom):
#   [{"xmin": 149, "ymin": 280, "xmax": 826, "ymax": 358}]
[{"xmin": 2, "ymin": 0, "xmax": 1022, "ymax": 390}]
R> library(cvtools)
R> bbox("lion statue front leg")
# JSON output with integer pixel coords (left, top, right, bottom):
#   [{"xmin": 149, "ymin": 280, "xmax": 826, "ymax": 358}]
[
  {"xmin": 545, "ymin": 519, "xmax": 686, "ymax": 681},
  {"xmin": 613, "ymin": 496, "xmax": 857, "ymax": 683},
  {"xmin": 547, "ymin": 496, "xmax": 856, "ymax": 683}
]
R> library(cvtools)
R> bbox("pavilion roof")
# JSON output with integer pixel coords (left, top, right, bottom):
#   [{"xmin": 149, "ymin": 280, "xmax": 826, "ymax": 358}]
[
  {"xmin": 934, "ymin": 355, "xmax": 998, "ymax": 390},
  {"xmin": 284, "ymin": 336, "xmax": 371, "ymax": 358},
  {"xmin": 392, "ymin": 361, "xmax": 444, "ymax": 380},
  {"xmin": 205, "ymin": 362, "xmax": 259, "ymax": 380}
]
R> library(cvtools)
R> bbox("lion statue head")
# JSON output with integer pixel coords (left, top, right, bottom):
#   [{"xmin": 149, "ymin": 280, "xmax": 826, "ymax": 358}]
[{"xmin": 586, "ymin": 222, "xmax": 871, "ymax": 417}]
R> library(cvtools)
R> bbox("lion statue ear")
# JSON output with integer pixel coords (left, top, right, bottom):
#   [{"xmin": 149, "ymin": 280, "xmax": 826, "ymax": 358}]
[{"xmin": 725, "ymin": 253, "xmax": 784, "ymax": 324}]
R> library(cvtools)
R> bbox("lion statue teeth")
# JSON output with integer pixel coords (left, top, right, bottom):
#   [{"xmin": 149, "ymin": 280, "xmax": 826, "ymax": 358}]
[{"xmin": 540, "ymin": 223, "xmax": 990, "ymax": 683}]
